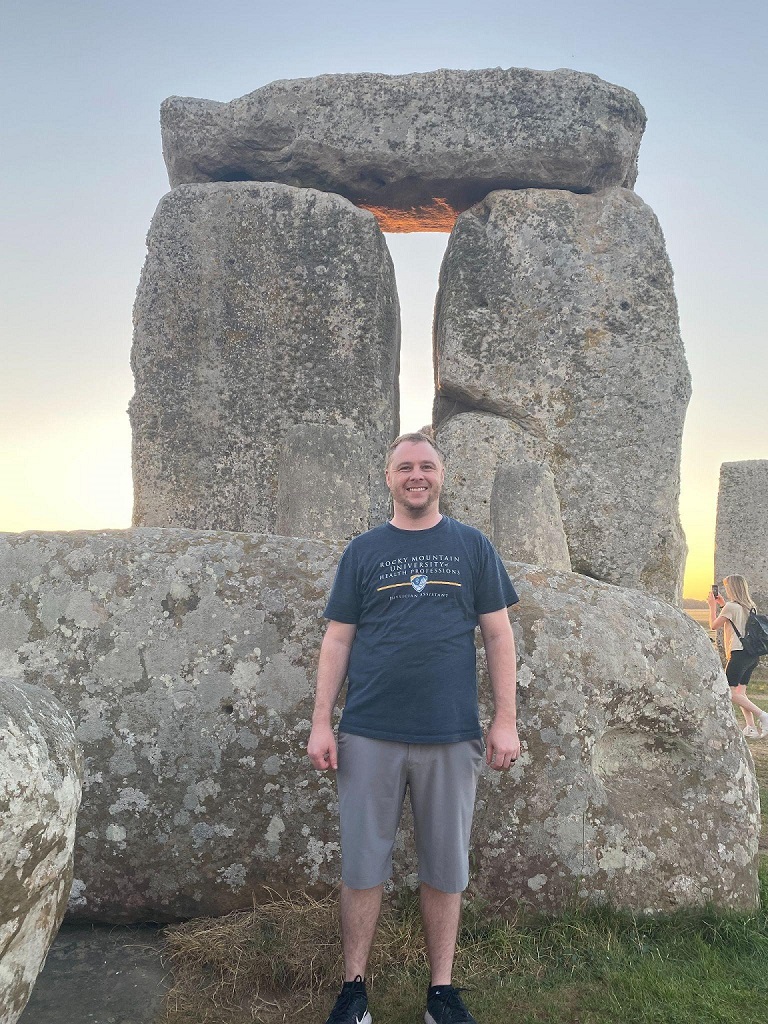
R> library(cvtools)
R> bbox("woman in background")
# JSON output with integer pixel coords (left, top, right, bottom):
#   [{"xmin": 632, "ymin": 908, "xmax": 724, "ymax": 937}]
[{"xmin": 708, "ymin": 574, "xmax": 767, "ymax": 738}]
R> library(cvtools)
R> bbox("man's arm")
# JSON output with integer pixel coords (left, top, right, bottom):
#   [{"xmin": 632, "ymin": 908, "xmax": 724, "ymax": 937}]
[
  {"xmin": 478, "ymin": 608, "xmax": 520, "ymax": 771},
  {"xmin": 307, "ymin": 620, "xmax": 357, "ymax": 771}
]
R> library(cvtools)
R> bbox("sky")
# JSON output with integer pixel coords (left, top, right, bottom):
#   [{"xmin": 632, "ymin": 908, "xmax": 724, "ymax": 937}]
[{"xmin": 1, "ymin": 0, "xmax": 766, "ymax": 599}]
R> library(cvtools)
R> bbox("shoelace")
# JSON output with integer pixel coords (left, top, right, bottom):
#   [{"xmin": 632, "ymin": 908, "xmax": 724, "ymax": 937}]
[
  {"xmin": 328, "ymin": 980, "xmax": 366, "ymax": 1022},
  {"xmin": 431, "ymin": 986, "xmax": 473, "ymax": 1022}
]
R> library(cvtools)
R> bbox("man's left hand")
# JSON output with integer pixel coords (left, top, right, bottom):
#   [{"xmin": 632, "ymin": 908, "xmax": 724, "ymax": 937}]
[{"xmin": 485, "ymin": 719, "xmax": 521, "ymax": 771}]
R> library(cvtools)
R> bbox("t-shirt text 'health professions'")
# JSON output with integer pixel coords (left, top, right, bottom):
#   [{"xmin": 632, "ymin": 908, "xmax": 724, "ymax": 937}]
[{"xmin": 324, "ymin": 517, "xmax": 518, "ymax": 744}]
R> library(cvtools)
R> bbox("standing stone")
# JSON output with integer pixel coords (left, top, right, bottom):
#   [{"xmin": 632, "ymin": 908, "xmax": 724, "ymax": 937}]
[
  {"xmin": 130, "ymin": 181, "xmax": 399, "ymax": 534},
  {"xmin": 435, "ymin": 186, "xmax": 690, "ymax": 603},
  {"xmin": 0, "ymin": 531, "xmax": 757, "ymax": 920},
  {"xmin": 0, "ymin": 679, "xmax": 82, "ymax": 1024},
  {"xmin": 715, "ymin": 460, "xmax": 768, "ymax": 610},
  {"xmin": 436, "ymin": 411, "xmax": 570, "ymax": 569},
  {"xmin": 275, "ymin": 423, "xmax": 381, "ymax": 542},
  {"xmin": 436, "ymin": 411, "xmax": 548, "ymax": 530},
  {"xmin": 161, "ymin": 68, "xmax": 646, "ymax": 231},
  {"xmin": 490, "ymin": 463, "xmax": 571, "ymax": 570}
]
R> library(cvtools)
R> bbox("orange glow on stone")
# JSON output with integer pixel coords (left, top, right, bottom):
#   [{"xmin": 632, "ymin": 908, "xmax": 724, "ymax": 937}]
[{"xmin": 357, "ymin": 197, "xmax": 459, "ymax": 233}]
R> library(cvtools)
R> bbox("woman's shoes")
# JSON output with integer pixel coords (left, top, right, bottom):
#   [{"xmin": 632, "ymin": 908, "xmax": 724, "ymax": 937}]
[
  {"xmin": 742, "ymin": 725, "xmax": 761, "ymax": 739},
  {"xmin": 757, "ymin": 711, "xmax": 768, "ymax": 738}
]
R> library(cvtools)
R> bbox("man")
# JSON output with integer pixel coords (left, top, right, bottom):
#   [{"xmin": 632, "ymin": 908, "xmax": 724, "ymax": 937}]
[{"xmin": 307, "ymin": 432, "xmax": 520, "ymax": 1024}]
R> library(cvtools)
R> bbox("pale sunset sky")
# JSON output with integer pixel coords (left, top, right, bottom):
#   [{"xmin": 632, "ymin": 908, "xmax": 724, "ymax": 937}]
[{"xmin": 1, "ymin": 0, "xmax": 766, "ymax": 599}]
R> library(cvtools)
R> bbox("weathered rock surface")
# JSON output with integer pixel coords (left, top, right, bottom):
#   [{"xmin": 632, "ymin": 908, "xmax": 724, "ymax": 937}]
[
  {"xmin": 275, "ymin": 424, "xmax": 387, "ymax": 542},
  {"xmin": 435, "ymin": 186, "xmax": 690, "ymax": 603},
  {"xmin": 0, "ymin": 530, "xmax": 757, "ymax": 920},
  {"xmin": 490, "ymin": 462, "xmax": 571, "ymax": 571},
  {"xmin": 0, "ymin": 679, "xmax": 83, "ymax": 1024},
  {"xmin": 435, "ymin": 412, "xmax": 570, "ymax": 569},
  {"xmin": 18, "ymin": 924, "xmax": 168, "ymax": 1024},
  {"xmin": 130, "ymin": 181, "xmax": 399, "ymax": 534},
  {"xmin": 715, "ymin": 461, "xmax": 768, "ymax": 611},
  {"xmin": 161, "ymin": 68, "xmax": 646, "ymax": 232}
]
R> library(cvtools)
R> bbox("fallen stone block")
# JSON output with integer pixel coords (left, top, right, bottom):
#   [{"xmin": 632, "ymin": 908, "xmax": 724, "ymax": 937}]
[{"xmin": 0, "ymin": 530, "xmax": 757, "ymax": 920}]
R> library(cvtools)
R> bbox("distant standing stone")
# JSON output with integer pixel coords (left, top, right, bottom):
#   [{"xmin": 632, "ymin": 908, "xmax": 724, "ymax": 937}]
[
  {"xmin": 435, "ymin": 186, "xmax": 690, "ymax": 603},
  {"xmin": 161, "ymin": 68, "xmax": 646, "ymax": 231},
  {"xmin": 130, "ymin": 181, "xmax": 399, "ymax": 534},
  {"xmin": 715, "ymin": 460, "xmax": 768, "ymax": 610},
  {"xmin": 0, "ymin": 679, "xmax": 82, "ymax": 1024}
]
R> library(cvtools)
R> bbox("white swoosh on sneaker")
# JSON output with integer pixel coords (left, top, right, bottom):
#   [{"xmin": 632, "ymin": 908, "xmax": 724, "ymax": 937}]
[{"xmin": 357, "ymin": 1013, "xmax": 372, "ymax": 1024}]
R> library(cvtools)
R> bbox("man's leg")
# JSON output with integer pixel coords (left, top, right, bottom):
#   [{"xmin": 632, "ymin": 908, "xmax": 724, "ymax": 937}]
[
  {"xmin": 341, "ymin": 882, "xmax": 384, "ymax": 980},
  {"xmin": 420, "ymin": 882, "xmax": 462, "ymax": 985},
  {"xmin": 409, "ymin": 738, "xmax": 484, "ymax": 987}
]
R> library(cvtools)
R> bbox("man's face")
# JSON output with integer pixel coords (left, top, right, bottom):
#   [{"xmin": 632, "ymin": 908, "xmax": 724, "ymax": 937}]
[{"xmin": 385, "ymin": 440, "xmax": 445, "ymax": 515}]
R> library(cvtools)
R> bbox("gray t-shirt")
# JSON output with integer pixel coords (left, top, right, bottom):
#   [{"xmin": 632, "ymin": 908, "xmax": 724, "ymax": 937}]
[{"xmin": 324, "ymin": 516, "xmax": 518, "ymax": 743}]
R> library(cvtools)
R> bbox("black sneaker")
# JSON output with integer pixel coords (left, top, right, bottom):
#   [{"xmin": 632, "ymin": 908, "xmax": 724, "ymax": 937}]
[
  {"xmin": 425, "ymin": 985, "xmax": 477, "ymax": 1024},
  {"xmin": 324, "ymin": 976, "xmax": 372, "ymax": 1024}
]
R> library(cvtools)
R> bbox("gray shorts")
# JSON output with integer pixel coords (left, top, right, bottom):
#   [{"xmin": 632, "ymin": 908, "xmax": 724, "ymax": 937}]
[{"xmin": 336, "ymin": 732, "xmax": 485, "ymax": 893}]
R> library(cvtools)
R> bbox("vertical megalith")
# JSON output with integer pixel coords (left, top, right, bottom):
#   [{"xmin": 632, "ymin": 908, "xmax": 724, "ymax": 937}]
[
  {"xmin": 275, "ymin": 423, "xmax": 379, "ymax": 542},
  {"xmin": 130, "ymin": 181, "xmax": 400, "ymax": 533},
  {"xmin": 434, "ymin": 186, "xmax": 690, "ymax": 603},
  {"xmin": 715, "ymin": 461, "xmax": 768, "ymax": 610}
]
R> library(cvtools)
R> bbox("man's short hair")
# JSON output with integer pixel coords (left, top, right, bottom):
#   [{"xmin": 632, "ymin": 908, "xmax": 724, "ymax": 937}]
[{"xmin": 385, "ymin": 431, "xmax": 445, "ymax": 469}]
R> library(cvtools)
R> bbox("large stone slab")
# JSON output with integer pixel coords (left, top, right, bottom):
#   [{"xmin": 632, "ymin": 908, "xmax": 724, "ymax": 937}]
[
  {"xmin": 434, "ymin": 186, "xmax": 690, "ymax": 603},
  {"xmin": 1, "ymin": 679, "xmax": 83, "ymax": 1024},
  {"xmin": 0, "ymin": 530, "xmax": 757, "ymax": 920},
  {"xmin": 161, "ymin": 68, "xmax": 646, "ymax": 232},
  {"xmin": 130, "ymin": 181, "xmax": 399, "ymax": 534},
  {"xmin": 715, "ymin": 460, "xmax": 768, "ymax": 611}
]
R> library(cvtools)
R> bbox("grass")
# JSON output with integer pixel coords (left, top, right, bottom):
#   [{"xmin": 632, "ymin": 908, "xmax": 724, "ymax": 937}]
[
  {"xmin": 157, "ymin": 679, "xmax": 768, "ymax": 1024},
  {"xmin": 157, "ymin": 874, "xmax": 768, "ymax": 1024}
]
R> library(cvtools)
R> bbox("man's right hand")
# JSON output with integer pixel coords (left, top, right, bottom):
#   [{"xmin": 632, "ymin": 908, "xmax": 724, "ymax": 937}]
[{"xmin": 307, "ymin": 723, "xmax": 338, "ymax": 771}]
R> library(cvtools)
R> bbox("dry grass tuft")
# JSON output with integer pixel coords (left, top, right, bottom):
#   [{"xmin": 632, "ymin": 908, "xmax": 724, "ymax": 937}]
[
  {"xmin": 157, "ymin": 887, "xmax": 530, "ymax": 1022},
  {"xmin": 159, "ymin": 890, "xmax": 339, "ymax": 1022},
  {"xmin": 157, "ymin": 888, "xmax": 434, "ymax": 1022}
]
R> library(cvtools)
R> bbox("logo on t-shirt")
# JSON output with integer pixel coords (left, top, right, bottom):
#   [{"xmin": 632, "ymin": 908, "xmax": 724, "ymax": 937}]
[{"xmin": 410, "ymin": 574, "xmax": 428, "ymax": 592}]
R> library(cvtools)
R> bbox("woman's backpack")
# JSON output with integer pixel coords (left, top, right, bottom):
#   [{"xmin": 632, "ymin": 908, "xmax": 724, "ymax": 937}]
[{"xmin": 730, "ymin": 608, "xmax": 768, "ymax": 658}]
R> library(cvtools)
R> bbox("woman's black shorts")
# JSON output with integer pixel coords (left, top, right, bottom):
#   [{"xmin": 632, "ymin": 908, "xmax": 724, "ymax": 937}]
[{"xmin": 725, "ymin": 649, "xmax": 760, "ymax": 687}]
